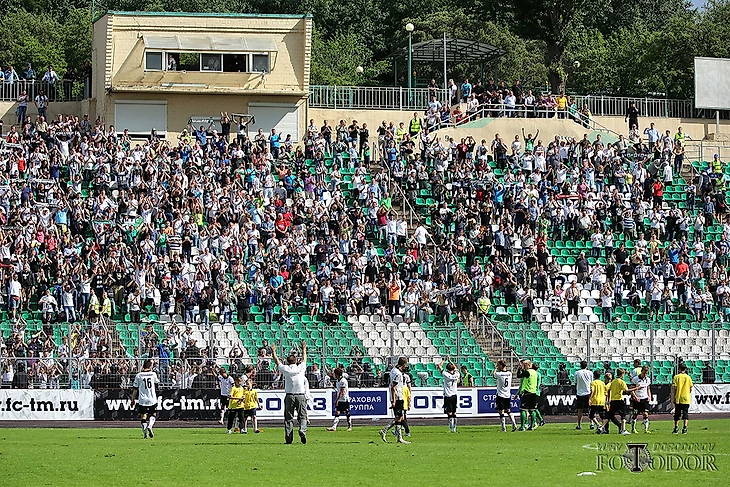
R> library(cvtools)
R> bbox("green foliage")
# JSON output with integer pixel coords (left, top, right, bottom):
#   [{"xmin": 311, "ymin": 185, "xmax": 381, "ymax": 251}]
[
  {"xmin": 310, "ymin": 28, "xmax": 389, "ymax": 85},
  {"xmin": 0, "ymin": 10, "xmax": 67, "ymax": 73},
  {"xmin": 4, "ymin": 0, "xmax": 730, "ymax": 98}
]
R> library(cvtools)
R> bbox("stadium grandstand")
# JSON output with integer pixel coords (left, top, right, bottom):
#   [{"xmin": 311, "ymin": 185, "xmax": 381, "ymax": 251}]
[{"xmin": 1, "ymin": 80, "xmax": 729, "ymax": 393}]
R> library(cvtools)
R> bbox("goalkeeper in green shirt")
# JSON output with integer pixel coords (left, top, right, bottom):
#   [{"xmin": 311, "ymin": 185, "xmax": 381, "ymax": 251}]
[
  {"xmin": 532, "ymin": 362, "xmax": 545, "ymax": 427},
  {"xmin": 517, "ymin": 359, "xmax": 539, "ymax": 430}
]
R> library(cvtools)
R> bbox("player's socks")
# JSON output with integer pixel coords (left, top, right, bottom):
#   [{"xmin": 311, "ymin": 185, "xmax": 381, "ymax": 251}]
[
  {"xmin": 402, "ymin": 419, "xmax": 410, "ymax": 435},
  {"xmin": 396, "ymin": 424, "xmax": 403, "ymax": 441},
  {"xmin": 453, "ymin": 417, "xmax": 457, "ymax": 432},
  {"xmin": 509, "ymin": 413, "xmax": 517, "ymax": 427},
  {"xmin": 500, "ymin": 416, "xmax": 506, "ymax": 431},
  {"xmin": 643, "ymin": 419, "xmax": 649, "ymax": 432},
  {"xmin": 384, "ymin": 419, "xmax": 396, "ymax": 431},
  {"xmin": 519, "ymin": 410, "xmax": 527, "ymax": 428},
  {"xmin": 347, "ymin": 415, "xmax": 352, "ymax": 430},
  {"xmin": 535, "ymin": 409, "xmax": 543, "ymax": 424},
  {"xmin": 332, "ymin": 417, "xmax": 340, "ymax": 430},
  {"xmin": 148, "ymin": 416, "xmax": 156, "ymax": 430},
  {"xmin": 141, "ymin": 420, "xmax": 148, "ymax": 438}
]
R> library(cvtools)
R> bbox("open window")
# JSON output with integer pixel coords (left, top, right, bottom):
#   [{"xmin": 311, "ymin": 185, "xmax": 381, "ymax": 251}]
[{"xmin": 142, "ymin": 35, "xmax": 277, "ymax": 74}]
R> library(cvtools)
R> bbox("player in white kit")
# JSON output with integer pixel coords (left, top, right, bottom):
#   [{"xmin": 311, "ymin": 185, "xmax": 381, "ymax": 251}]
[
  {"xmin": 380, "ymin": 357, "xmax": 410, "ymax": 444},
  {"xmin": 493, "ymin": 360, "xmax": 517, "ymax": 432},
  {"xmin": 218, "ymin": 368, "xmax": 235, "ymax": 425},
  {"xmin": 132, "ymin": 359, "xmax": 160, "ymax": 439},
  {"xmin": 326, "ymin": 368, "xmax": 352, "ymax": 431},
  {"xmin": 437, "ymin": 356, "xmax": 460, "ymax": 433},
  {"xmin": 630, "ymin": 366, "xmax": 652, "ymax": 433}
]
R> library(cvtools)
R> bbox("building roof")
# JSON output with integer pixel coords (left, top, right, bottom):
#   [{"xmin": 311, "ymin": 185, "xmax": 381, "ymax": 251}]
[
  {"xmin": 95, "ymin": 10, "xmax": 312, "ymax": 23},
  {"xmin": 392, "ymin": 38, "xmax": 505, "ymax": 64},
  {"xmin": 143, "ymin": 34, "xmax": 278, "ymax": 53}
]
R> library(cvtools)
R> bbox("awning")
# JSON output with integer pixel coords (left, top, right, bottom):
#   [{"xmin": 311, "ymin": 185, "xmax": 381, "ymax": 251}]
[{"xmin": 143, "ymin": 34, "xmax": 278, "ymax": 53}]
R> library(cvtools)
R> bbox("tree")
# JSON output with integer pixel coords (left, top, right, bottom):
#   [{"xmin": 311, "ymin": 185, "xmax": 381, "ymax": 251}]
[
  {"xmin": 499, "ymin": 0, "xmax": 594, "ymax": 92},
  {"xmin": 310, "ymin": 28, "xmax": 389, "ymax": 85}
]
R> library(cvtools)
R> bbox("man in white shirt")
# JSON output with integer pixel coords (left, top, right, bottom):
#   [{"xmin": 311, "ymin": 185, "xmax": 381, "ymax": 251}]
[
  {"xmin": 630, "ymin": 366, "xmax": 652, "ymax": 433},
  {"xmin": 132, "ymin": 359, "xmax": 160, "ymax": 439},
  {"xmin": 272, "ymin": 341, "xmax": 308, "ymax": 444},
  {"xmin": 574, "ymin": 360, "xmax": 593, "ymax": 430},
  {"xmin": 380, "ymin": 357, "xmax": 410, "ymax": 444},
  {"xmin": 217, "ymin": 368, "xmax": 235, "ymax": 425},
  {"xmin": 493, "ymin": 360, "xmax": 517, "ymax": 432},
  {"xmin": 437, "ymin": 357, "xmax": 461, "ymax": 433}
]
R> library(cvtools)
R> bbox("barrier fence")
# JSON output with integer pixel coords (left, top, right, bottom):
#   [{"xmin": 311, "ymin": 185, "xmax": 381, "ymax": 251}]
[
  {"xmin": 0, "ymin": 80, "xmax": 88, "ymax": 103},
  {"xmin": 308, "ymin": 85, "xmax": 730, "ymax": 119}
]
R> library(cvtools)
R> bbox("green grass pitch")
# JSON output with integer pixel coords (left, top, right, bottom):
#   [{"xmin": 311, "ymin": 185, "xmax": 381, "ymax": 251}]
[{"xmin": 1, "ymin": 420, "xmax": 726, "ymax": 486}]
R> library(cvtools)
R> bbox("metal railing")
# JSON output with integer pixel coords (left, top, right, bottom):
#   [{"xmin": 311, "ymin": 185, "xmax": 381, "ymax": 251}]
[
  {"xmin": 309, "ymin": 85, "xmax": 449, "ymax": 111},
  {"xmin": 308, "ymin": 85, "xmax": 721, "ymax": 119},
  {"xmin": 0, "ymin": 79, "xmax": 88, "ymax": 103}
]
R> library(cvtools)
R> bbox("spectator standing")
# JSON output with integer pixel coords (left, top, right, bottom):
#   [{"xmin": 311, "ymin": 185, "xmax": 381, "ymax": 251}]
[{"xmin": 34, "ymin": 90, "xmax": 49, "ymax": 119}]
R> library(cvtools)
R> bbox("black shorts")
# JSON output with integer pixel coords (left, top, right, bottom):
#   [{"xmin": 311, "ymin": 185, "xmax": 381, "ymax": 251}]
[
  {"xmin": 496, "ymin": 396, "xmax": 511, "ymax": 411},
  {"xmin": 243, "ymin": 408, "xmax": 256, "ymax": 418},
  {"xmin": 609, "ymin": 400, "xmax": 626, "ymax": 418},
  {"xmin": 336, "ymin": 401, "xmax": 350, "ymax": 413},
  {"xmin": 576, "ymin": 394, "xmax": 590, "ymax": 410},
  {"xmin": 589, "ymin": 405, "xmax": 606, "ymax": 419},
  {"xmin": 220, "ymin": 395, "xmax": 229, "ymax": 407},
  {"xmin": 137, "ymin": 403, "xmax": 157, "ymax": 415},
  {"xmin": 674, "ymin": 403, "xmax": 690, "ymax": 421},
  {"xmin": 443, "ymin": 395, "xmax": 457, "ymax": 414},
  {"xmin": 393, "ymin": 399, "xmax": 405, "ymax": 418},
  {"xmin": 521, "ymin": 392, "xmax": 537, "ymax": 410},
  {"xmin": 635, "ymin": 398, "xmax": 650, "ymax": 413}
]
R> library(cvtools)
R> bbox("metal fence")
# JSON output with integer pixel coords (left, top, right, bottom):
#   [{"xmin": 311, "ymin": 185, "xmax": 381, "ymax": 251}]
[
  {"xmin": 309, "ymin": 85, "xmax": 449, "ymax": 111},
  {"xmin": 0, "ymin": 80, "xmax": 88, "ymax": 103},
  {"xmin": 308, "ymin": 85, "xmax": 728, "ymax": 119}
]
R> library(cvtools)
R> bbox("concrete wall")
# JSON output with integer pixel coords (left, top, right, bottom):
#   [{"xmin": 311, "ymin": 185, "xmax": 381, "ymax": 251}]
[
  {"xmin": 103, "ymin": 92, "xmax": 306, "ymax": 139},
  {"xmin": 0, "ymin": 101, "xmax": 83, "ymax": 127}
]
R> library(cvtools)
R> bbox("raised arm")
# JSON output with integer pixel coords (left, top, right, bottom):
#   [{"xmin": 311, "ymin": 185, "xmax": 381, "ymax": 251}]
[
  {"xmin": 271, "ymin": 344, "xmax": 281, "ymax": 367},
  {"xmin": 301, "ymin": 340, "xmax": 307, "ymax": 365}
]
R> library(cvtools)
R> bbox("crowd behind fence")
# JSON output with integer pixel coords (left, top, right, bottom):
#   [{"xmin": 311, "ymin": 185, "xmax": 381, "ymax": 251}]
[
  {"xmin": 0, "ymin": 80, "xmax": 88, "ymax": 103},
  {"xmin": 308, "ymin": 85, "xmax": 728, "ymax": 120},
  {"xmin": 1, "ymin": 320, "xmax": 722, "ymax": 389}
]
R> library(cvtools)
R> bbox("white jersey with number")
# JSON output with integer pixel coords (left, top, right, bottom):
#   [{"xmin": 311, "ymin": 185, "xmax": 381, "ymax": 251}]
[
  {"xmin": 494, "ymin": 370, "xmax": 512, "ymax": 399},
  {"xmin": 133, "ymin": 371, "xmax": 159, "ymax": 407},
  {"xmin": 336, "ymin": 377, "xmax": 350, "ymax": 403},
  {"xmin": 390, "ymin": 367, "xmax": 404, "ymax": 400},
  {"xmin": 218, "ymin": 375, "xmax": 234, "ymax": 396},
  {"xmin": 442, "ymin": 370, "xmax": 459, "ymax": 397},
  {"xmin": 632, "ymin": 375, "xmax": 651, "ymax": 400}
]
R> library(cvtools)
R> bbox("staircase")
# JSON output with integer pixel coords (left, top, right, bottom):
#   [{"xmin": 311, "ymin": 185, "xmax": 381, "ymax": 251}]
[{"xmin": 468, "ymin": 320, "xmax": 521, "ymax": 379}]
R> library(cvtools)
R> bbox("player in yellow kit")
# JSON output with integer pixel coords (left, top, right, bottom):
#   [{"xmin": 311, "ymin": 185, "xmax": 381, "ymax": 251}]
[
  {"xmin": 671, "ymin": 363, "xmax": 693, "ymax": 434},
  {"xmin": 599, "ymin": 368, "xmax": 638, "ymax": 435},
  {"xmin": 226, "ymin": 376, "xmax": 245, "ymax": 434},
  {"xmin": 242, "ymin": 379, "xmax": 263, "ymax": 434},
  {"xmin": 589, "ymin": 370, "xmax": 608, "ymax": 433}
]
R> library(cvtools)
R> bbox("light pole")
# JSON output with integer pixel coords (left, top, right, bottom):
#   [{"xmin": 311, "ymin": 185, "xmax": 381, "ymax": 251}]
[{"xmin": 406, "ymin": 23, "xmax": 414, "ymax": 94}]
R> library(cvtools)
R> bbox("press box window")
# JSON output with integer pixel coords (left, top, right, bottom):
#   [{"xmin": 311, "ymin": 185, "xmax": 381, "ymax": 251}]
[
  {"xmin": 145, "ymin": 52, "xmax": 163, "ymax": 71},
  {"xmin": 201, "ymin": 54, "xmax": 222, "ymax": 72},
  {"xmin": 252, "ymin": 54, "xmax": 270, "ymax": 73}
]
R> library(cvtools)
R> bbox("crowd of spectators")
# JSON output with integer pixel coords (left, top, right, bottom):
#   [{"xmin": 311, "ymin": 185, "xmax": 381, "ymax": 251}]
[
  {"xmin": 0, "ymin": 89, "xmax": 727, "ymax": 388},
  {"xmin": 423, "ymin": 78, "xmax": 594, "ymax": 131}
]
